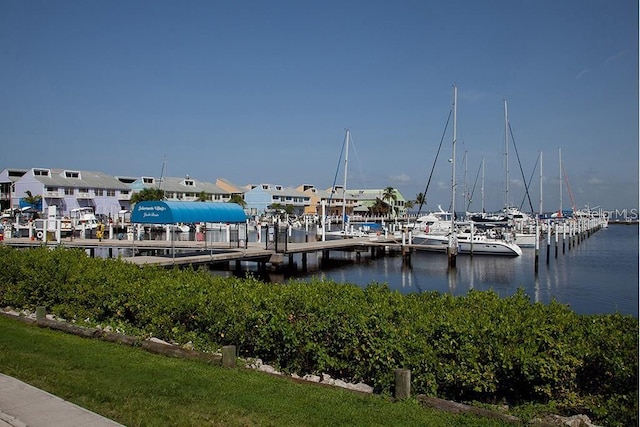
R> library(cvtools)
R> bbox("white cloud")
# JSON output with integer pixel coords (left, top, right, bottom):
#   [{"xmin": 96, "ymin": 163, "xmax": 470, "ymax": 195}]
[
  {"xmin": 605, "ymin": 51, "xmax": 626, "ymax": 64},
  {"xmin": 588, "ymin": 176, "xmax": 604, "ymax": 185},
  {"xmin": 576, "ymin": 68, "xmax": 590, "ymax": 80},
  {"xmin": 389, "ymin": 173, "xmax": 410, "ymax": 183}
]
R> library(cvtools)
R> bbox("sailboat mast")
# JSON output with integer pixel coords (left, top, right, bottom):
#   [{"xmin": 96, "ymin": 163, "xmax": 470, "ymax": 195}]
[
  {"xmin": 481, "ymin": 156, "xmax": 485, "ymax": 213},
  {"xmin": 451, "ymin": 86, "xmax": 457, "ymax": 241},
  {"xmin": 463, "ymin": 150, "xmax": 468, "ymax": 213},
  {"xmin": 559, "ymin": 147, "xmax": 562, "ymax": 215},
  {"xmin": 342, "ymin": 129, "xmax": 350, "ymax": 232},
  {"xmin": 447, "ymin": 85, "xmax": 459, "ymax": 267},
  {"xmin": 504, "ymin": 99, "xmax": 509, "ymax": 208},
  {"xmin": 539, "ymin": 151, "xmax": 543, "ymax": 217}
]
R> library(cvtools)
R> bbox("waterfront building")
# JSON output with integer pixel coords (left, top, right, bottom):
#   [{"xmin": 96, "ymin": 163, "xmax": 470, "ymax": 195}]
[
  {"xmin": 346, "ymin": 188, "xmax": 408, "ymax": 217},
  {"xmin": 296, "ymin": 184, "xmax": 408, "ymax": 220},
  {"xmin": 297, "ymin": 185, "xmax": 328, "ymax": 217},
  {"xmin": 1, "ymin": 165, "xmax": 407, "ymax": 222},
  {"xmin": 128, "ymin": 175, "xmax": 231, "ymax": 203},
  {"xmin": 10, "ymin": 167, "xmax": 132, "ymax": 219},
  {"xmin": 216, "ymin": 178, "xmax": 246, "ymax": 200},
  {"xmin": 243, "ymin": 184, "xmax": 310, "ymax": 216},
  {"xmin": 0, "ymin": 168, "xmax": 28, "ymax": 212}
]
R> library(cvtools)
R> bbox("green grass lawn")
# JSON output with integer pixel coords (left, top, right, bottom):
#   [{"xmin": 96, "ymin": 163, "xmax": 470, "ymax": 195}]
[{"xmin": 0, "ymin": 315, "xmax": 512, "ymax": 427}]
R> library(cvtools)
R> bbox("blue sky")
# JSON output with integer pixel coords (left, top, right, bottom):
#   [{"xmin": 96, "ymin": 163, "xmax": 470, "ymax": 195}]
[{"xmin": 1, "ymin": 0, "xmax": 637, "ymax": 213}]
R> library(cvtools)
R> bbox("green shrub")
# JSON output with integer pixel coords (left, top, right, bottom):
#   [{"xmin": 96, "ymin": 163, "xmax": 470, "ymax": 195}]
[{"xmin": 0, "ymin": 246, "xmax": 636, "ymax": 426}]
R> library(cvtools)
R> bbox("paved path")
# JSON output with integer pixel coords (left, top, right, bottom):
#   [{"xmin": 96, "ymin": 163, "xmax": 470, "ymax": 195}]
[{"xmin": 0, "ymin": 374, "xmax": 123, "ymax": 427}]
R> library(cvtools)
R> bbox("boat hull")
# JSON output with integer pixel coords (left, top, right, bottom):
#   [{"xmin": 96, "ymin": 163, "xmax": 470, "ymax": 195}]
[{"xmin": 411, "ymin": 233, "xmax": 522, "ymax": 256}]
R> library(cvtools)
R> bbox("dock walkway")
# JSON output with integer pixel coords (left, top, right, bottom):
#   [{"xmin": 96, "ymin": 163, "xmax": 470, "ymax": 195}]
[{"xmin": 1, "ymin": 236, "xmax": 404, "ymax": 269}]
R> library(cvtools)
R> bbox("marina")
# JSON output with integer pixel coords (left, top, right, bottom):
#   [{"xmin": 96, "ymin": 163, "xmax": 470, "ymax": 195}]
[{"xmin": 1, "ymin": 214, "xmax": 633, "ymax": 319}]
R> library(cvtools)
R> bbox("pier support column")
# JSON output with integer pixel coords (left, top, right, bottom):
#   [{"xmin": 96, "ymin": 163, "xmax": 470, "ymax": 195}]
[
  {"xmin": 534, "ymin": 222, "xmax": 540, "ymax": 274},
  {"xmin": 402, "ymin": 245, "xmax": 411, "ymax": 267},
  {"xmin": 301, "ymin": 253, "xmax": 308, "ymax": 272},
  {"xmin": 546, "ymin": 219, "xmax": 551, "ymax": 264},
  {"xmin": 554, "ymin": 223, "xmax": 559, "ymax": 258}
]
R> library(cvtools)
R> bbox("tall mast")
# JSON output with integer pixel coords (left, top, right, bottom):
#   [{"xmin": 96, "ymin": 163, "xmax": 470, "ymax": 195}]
[
  {"xmin": 539, "ymin": 151, "xmax": 543, "ymax": 217},
  {"xmin": 559, "ymin": 147, "xmax": 562, "ymax": 215},
  {"xmin": 481, "ymin": 156, "xmax": 485, "ymax": 213},
  {"xmin": 504, "ymin": 99, "xmax": 509, "ymax": 208},
  {"xmin": 451, "ymin": 86, "xmax": 457, "ymax": 227},
  {"xmin": 448, "ymin": 85, "xmax": 458, "ymax": 267},
  {"xmin": 463, "ymin": 150, "xmax": 468, "ymax": 212},
  {"xmin": 342, "ymin": 129, "xmax": 350, "ymax": 231}
]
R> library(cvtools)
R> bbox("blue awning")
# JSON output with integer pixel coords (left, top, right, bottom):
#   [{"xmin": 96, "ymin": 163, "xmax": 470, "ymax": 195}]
[{"xmin": 131, "ymin": 201, "xmax": 247, "ymax": 224}]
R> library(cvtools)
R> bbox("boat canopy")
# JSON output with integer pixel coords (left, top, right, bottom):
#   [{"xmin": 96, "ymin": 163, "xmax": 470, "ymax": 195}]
[{"xmin": 131, "ymin": 201, "xmax": 247, "ymax": 224}]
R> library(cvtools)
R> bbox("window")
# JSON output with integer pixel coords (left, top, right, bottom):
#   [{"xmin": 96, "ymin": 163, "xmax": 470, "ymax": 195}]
[
  {"xmin": 142, "ymin": 177, "xmax": 155, "ymax": 184},
  {"xmin": 64, "ymin": 171, "xmax": 80, "ymax": 178},
  {"xmin": 106, "ymin": 190, "xmax": 115, "ymax": 197},
  {"xmin": 64, "ymin": 188, "xmax": 74, "ymax": 195},
  {"xmin": 34, "ymin": 169, "xmax": 50, "ymax": 177},
  {"xmin": 95, "ymin": 189, "xmax": 104, "ymax": 196}
]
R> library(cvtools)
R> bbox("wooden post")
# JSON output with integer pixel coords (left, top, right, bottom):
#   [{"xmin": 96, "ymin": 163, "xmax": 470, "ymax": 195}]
[
  {"xmin": 222, "ymin": 345, "xmax": 236, "ymax": 368},
  {"xmin": 394, "ymin": 368, "xmax": 411, "ymax": 400},
  {"xmin": 36, "ymin": 306, "xmax": 46, "ymax": 321},
  {"xmin": 402, "ymin": 245, "xmax": 411, "ymax": 267}
]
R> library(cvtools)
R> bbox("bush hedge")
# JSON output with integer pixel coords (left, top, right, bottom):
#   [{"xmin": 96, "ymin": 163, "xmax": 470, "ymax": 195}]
[{"xmin": 0, "ymin": 246, "xmax": 636, "ymax": 426}]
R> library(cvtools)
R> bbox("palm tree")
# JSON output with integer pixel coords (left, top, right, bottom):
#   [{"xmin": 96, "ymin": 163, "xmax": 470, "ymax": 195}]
[
  {"xmin": 130, "ymin": 188, "xmax": 165, "ymax": 205},
  {"xmin": 382, "ymin": 187, "xmax": 397, "ymax": 216},
  {"xmin": 369, "ymin": 198, "xmax": 390, "ymax": 216},
  {"xmin": 23, "ymin": 190, "xmax": 42, "ymax": 207},
  {"xmin": 415, "ymin": 192, "xmax": 426, "ymax": 207},
  {"xmin": 405, "ymin": 200, "xmax": 415, "ymax": 211},
  {"xmin": 228, "ymin": 194, "xmax": 246, "ymax": 208},
  {"xmin": 197, "ymin": 191, "xmax": 209, "ymax": 202}
]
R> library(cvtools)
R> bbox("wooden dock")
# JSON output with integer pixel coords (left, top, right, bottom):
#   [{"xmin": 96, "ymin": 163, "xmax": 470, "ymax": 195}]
[{"xmin": 0, "ymin": 235, "xmax": 404, "ymax": 270}]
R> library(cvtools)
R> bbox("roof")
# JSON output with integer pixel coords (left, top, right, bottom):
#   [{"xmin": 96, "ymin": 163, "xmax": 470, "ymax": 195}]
[
  {"xmin": 131, "ymin": 201, "xmax": 247, "ymax": 224},
  {"xmin": 29, "ymin": 168, "xmax": 130, "ymax": 190},
  {"xmin": 129, "ymin": 176, "xmax": 229, "ymax": 195}
]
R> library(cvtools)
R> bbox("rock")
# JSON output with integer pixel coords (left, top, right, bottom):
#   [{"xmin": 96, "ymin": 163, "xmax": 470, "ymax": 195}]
[
  {"xmin": 303, "ymin": 374, "xmax": 321, "ymax": 383},
  {"xmin": 257, "ymin": 364, "xmax": 280, "ymax": 375},
  {"xmin": 535, "ymin": 414, "xmax": 600, "ymax": 427},
  {"xmin": 148, "ymin": 337, "xmax": 172, "ymax": 346}
]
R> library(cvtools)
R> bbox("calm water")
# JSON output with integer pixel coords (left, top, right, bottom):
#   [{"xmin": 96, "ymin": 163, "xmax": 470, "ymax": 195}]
[{"xmin": 224, "ymin": 225, "xmax": 639, "ymax": 317}]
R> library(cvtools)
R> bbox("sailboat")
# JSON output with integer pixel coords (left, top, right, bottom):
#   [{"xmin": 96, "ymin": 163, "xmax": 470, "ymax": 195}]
[
  {"xmin": 464, "ymin": 100, "xmax": 540, "ymax": 248},
  {"xmin": 323, "ymin": 129, "xmax": 383, "ymax": 240},
  {"xmin": 411, "ymin": 87, "xmax": 522, "ymax": 256}
]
